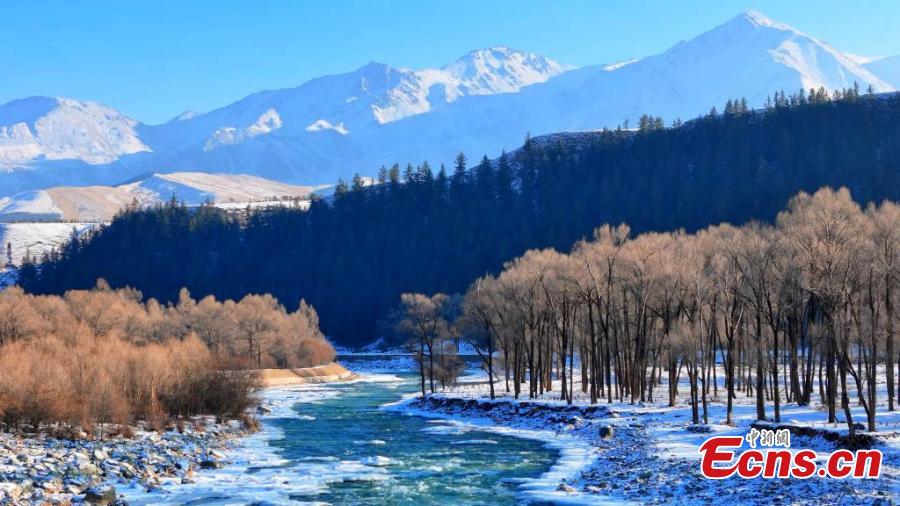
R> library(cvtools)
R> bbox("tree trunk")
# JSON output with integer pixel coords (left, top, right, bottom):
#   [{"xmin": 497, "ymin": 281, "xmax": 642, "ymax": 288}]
[{"xmin": 887, "ymin": 278, "xmax": 896, "ymax": 411}]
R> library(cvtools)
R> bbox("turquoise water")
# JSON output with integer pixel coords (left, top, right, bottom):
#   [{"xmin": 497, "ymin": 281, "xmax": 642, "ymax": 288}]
[{"xmin": 269, "ymin": 374, "xmax": 559, "ymax": 505}]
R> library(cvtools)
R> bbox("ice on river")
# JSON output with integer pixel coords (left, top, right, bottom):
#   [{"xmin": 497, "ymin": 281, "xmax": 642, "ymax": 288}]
[{"xmin": 119, "ymin": 378, "xmax": 400, "ymax": 505}]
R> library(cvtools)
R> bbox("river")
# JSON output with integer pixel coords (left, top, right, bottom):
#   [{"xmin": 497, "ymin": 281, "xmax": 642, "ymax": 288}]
[{"xmin": 124, "ymin": 372, "xmax": 562, "ymax": 505}]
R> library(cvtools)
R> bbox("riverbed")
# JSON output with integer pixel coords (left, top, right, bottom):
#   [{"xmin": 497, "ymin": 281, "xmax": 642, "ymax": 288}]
[{"xmin": 122, "ymin": 373, "xmax": 564, "ymax": 505}]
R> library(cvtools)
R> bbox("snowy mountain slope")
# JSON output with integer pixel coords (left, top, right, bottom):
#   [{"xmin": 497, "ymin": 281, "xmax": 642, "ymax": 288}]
[
  {"xmin": 0, "ymin": 172, "xmax": 320, "ymax": 222},
  {"xmin": 0, "ymin": 97, "xmax": 149, "ymax": 169},
  {"xmin": 0, "ymin": 11, "xmax": 897, "ymax": 195},
  {"xmin": 0, "ymin": 222, "xmax": 96, "ymax": 266},
  {"xmin": 324, "ymin": 10, "xmax": 896, "ymax": 173},
  {"xmin": 864, "ymin": 55, "xmax": 900, "ymax": 89},
  {"xmin": 136, "ymin": 47, "xmax": 570, "ymax": 158}
]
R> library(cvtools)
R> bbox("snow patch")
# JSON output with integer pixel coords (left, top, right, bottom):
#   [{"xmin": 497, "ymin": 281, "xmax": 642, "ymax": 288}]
[
  {"xmin": 203, "ymin": 109, "xmax": 282, "ymax": 151},
  {"xmin": 602, "ymin": 59, "xmax": 640, "ymax": 72},
  {"xmin": 305, "ymin": 119, "xmax": 349, "ymax": 135}
]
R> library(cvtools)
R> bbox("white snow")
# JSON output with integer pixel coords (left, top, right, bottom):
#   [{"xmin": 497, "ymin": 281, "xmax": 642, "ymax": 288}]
[
  {"xmin": 0, "ymin": 97, "xmax": 149, "ymax": 169},
  {"xmin": 371, "ymin": 46, "xmax": 572, "ymax": 124},
  {"xmin": 203, "ymin": 109, "xmax": 282, "ymax": 151},
  {"xmin": 305, "ymin": 119, "xmax": 349, "ymax": 135},
  {"xmin": 0, "ymin": 222, "xmax": 96, "ymax": 265},
  {"xmin": 403, "ymin": 363, "xmax": 900, "ymax": 504},
  {"xmin": 0, "ymin": 190, "xmax": 63, "ymax": 220},
  {"xmin": 0, "ymin": 172, "xmax": 318, "ymax": 222},
  {"xmin": 602, "ymin": 59, "xmax": 640, "ymax": 72}
]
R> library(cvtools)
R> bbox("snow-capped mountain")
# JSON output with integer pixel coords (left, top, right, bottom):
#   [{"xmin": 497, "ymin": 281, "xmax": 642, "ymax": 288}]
[
  {"xmin": 0, "ymin": 97, "xmax": 149, "ymax": 170},
  {"xmin": 370, "ymin": 46, "xmax": 572, "ymax": 124},
  {"xmin": 0, "ymin": 11, "xmax": 897, "ymax": 196},
  {"xmin": 0, "ymin": 172, "xmax": 321, "ymax": 222}
]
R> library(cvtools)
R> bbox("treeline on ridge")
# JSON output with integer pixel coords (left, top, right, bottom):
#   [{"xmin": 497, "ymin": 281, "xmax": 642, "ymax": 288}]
[{"xmin": 18, "ymin": 89, "xmax": 900, "ymax": 345}]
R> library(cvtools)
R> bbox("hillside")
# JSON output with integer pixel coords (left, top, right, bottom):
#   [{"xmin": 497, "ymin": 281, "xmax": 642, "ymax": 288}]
[
  {"xmin": 0, "ymin": 172, "xmax": 320, "ymax": 222},
  {"xmin": 18, "ymin": 91, "xmax": 900, "ymax": 345},
  {"xmin": 1, "ymin": 11, "xmax": 898, "ymax": 196}
]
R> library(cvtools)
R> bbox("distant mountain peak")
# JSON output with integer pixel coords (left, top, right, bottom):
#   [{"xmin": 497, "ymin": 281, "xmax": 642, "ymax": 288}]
[
  {"xmin": 0, "ymin": 96, "xmax": 148, "ymax": 168},
  {"xmin": 443, "ymin": 45, "xmax": 573, "ymax": 81},
  {"xmin": 739, "ymin": 9, "xmax": 785, "ymax": 29},
  {"xmin": 366, "ymin": 46, "xmax": 571, "ymax": 124}
]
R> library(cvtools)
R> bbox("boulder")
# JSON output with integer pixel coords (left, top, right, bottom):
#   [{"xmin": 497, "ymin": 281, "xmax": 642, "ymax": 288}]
[
  {"xmin": 84, "ymin": 485, "xmax": 116, "ymax": 505},
  {"xmin": 556, "ymin": 483, "xmax": 578, "ymax": 493},
  {"xmin": 199, "ymin": 459, "xmax": 221, "ymax": 470},
  {"xmin": 598, "ymin": 425, "xmax": 615, "ymax": 439}
]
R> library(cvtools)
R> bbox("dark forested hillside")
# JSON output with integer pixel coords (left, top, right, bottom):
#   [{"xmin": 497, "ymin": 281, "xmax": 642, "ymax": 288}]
[{"xmin": 20, "ymin": 91, "xmax": 900, "ymax": 345}]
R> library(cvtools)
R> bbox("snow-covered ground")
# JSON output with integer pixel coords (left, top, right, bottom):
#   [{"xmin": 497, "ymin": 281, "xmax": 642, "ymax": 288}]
[
  {"xmin": 0, "ymin": 172, "xmax": 320, "ymax": 222},
  {"xmin": 0, "ymin": 221, "xmax": 96, "ymax": 266},
  {"xmin": 396, "ymin": 366, "xmax": 900, "ymax": 504},
  {"xmin": 339, "ymin": 355, "xmax": 417, "ymax": 373}
]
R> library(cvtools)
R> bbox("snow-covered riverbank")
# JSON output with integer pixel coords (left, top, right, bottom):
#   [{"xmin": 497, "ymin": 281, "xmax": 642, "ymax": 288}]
[
  {"xmin": 0, "ymin": 365, "xmax": 369, "ymax": 505},
  {"xmin": 397, "ymin": 372, "xmax": 900, "ymax": 505},
  {"xmin": 0, "ymin": 417, "xmax": 251, "ymax": 505}
]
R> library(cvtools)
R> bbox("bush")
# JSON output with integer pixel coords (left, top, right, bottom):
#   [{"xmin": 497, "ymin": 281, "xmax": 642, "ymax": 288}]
[
  {"xmin": 0, "ymin": 332, "xmax": 262, "ymax": 433},
  {"xmin": 0, "ymin": 283, "xmax": 349, "ymax": 434}
]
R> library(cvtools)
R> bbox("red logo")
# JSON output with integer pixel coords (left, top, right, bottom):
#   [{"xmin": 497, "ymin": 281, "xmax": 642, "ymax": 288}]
[{"xmin": 698, "ymin": 434, "xmax": 882, "ymax": 479}]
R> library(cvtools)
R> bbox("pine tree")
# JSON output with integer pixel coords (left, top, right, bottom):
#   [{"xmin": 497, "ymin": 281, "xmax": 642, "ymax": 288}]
[
  {"xmin": 351, "ymin": 173, "xmax": 365, "ymax": 192},
  {"xmin": 389, "ymin": 164, "xmax": 401, "ymax": 185},
  {"xmin": 334, "ymin": 178, "xmax": 349, "ymax": 196},
  {"xmin": 451, "ymin": 152, "xmax": 468, "ymax": 195}
]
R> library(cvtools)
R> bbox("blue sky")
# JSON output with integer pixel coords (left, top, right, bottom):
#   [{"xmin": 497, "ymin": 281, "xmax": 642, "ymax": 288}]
[{"xmin": 3, "ymin": 0, "xmax": 899, "ymax": 124}]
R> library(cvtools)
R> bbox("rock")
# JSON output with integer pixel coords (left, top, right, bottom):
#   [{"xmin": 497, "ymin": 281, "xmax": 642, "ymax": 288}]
[
  {"xmin": 0, "ymin": 483, "xmax": 22, "ymax": 501},
  {"xmin": 686, "ymin": 424, "xmax": 712, "ymax": 433},
  {"xmin": 556, "ymin": 483, "xmax": 577, "ymax": 493},
  {"xmin": 199, "ymin": 459, "xmax": 221, "ymax": 470},
  {"xmin": 84, "ymin": 485, "xmax": 117, "ymax": 505},
  {"xmin": 598, "ymin": 425, "xmax": 615, "ymax": 439}
]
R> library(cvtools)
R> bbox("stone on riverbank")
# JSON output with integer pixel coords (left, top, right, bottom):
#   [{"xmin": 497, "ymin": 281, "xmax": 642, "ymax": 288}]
[
  {"xmin": 84, "ymin": 484, "xmax": 116, "ymax": 504},
  {"xmin": 0, "ymin": 416, "xmax": 252, "ymax": 504}
]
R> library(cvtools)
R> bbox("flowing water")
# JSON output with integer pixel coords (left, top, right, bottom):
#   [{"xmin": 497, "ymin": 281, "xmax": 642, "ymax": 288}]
[{"xmin": 127, "ymin": 373, "xmax": 561, "ymax": 505}]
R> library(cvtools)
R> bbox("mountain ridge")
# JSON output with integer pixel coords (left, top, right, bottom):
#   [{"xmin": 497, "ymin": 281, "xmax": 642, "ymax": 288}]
[{"xmin": 0, "ymin": 11, "xmax": 897, "ymax": 195}]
